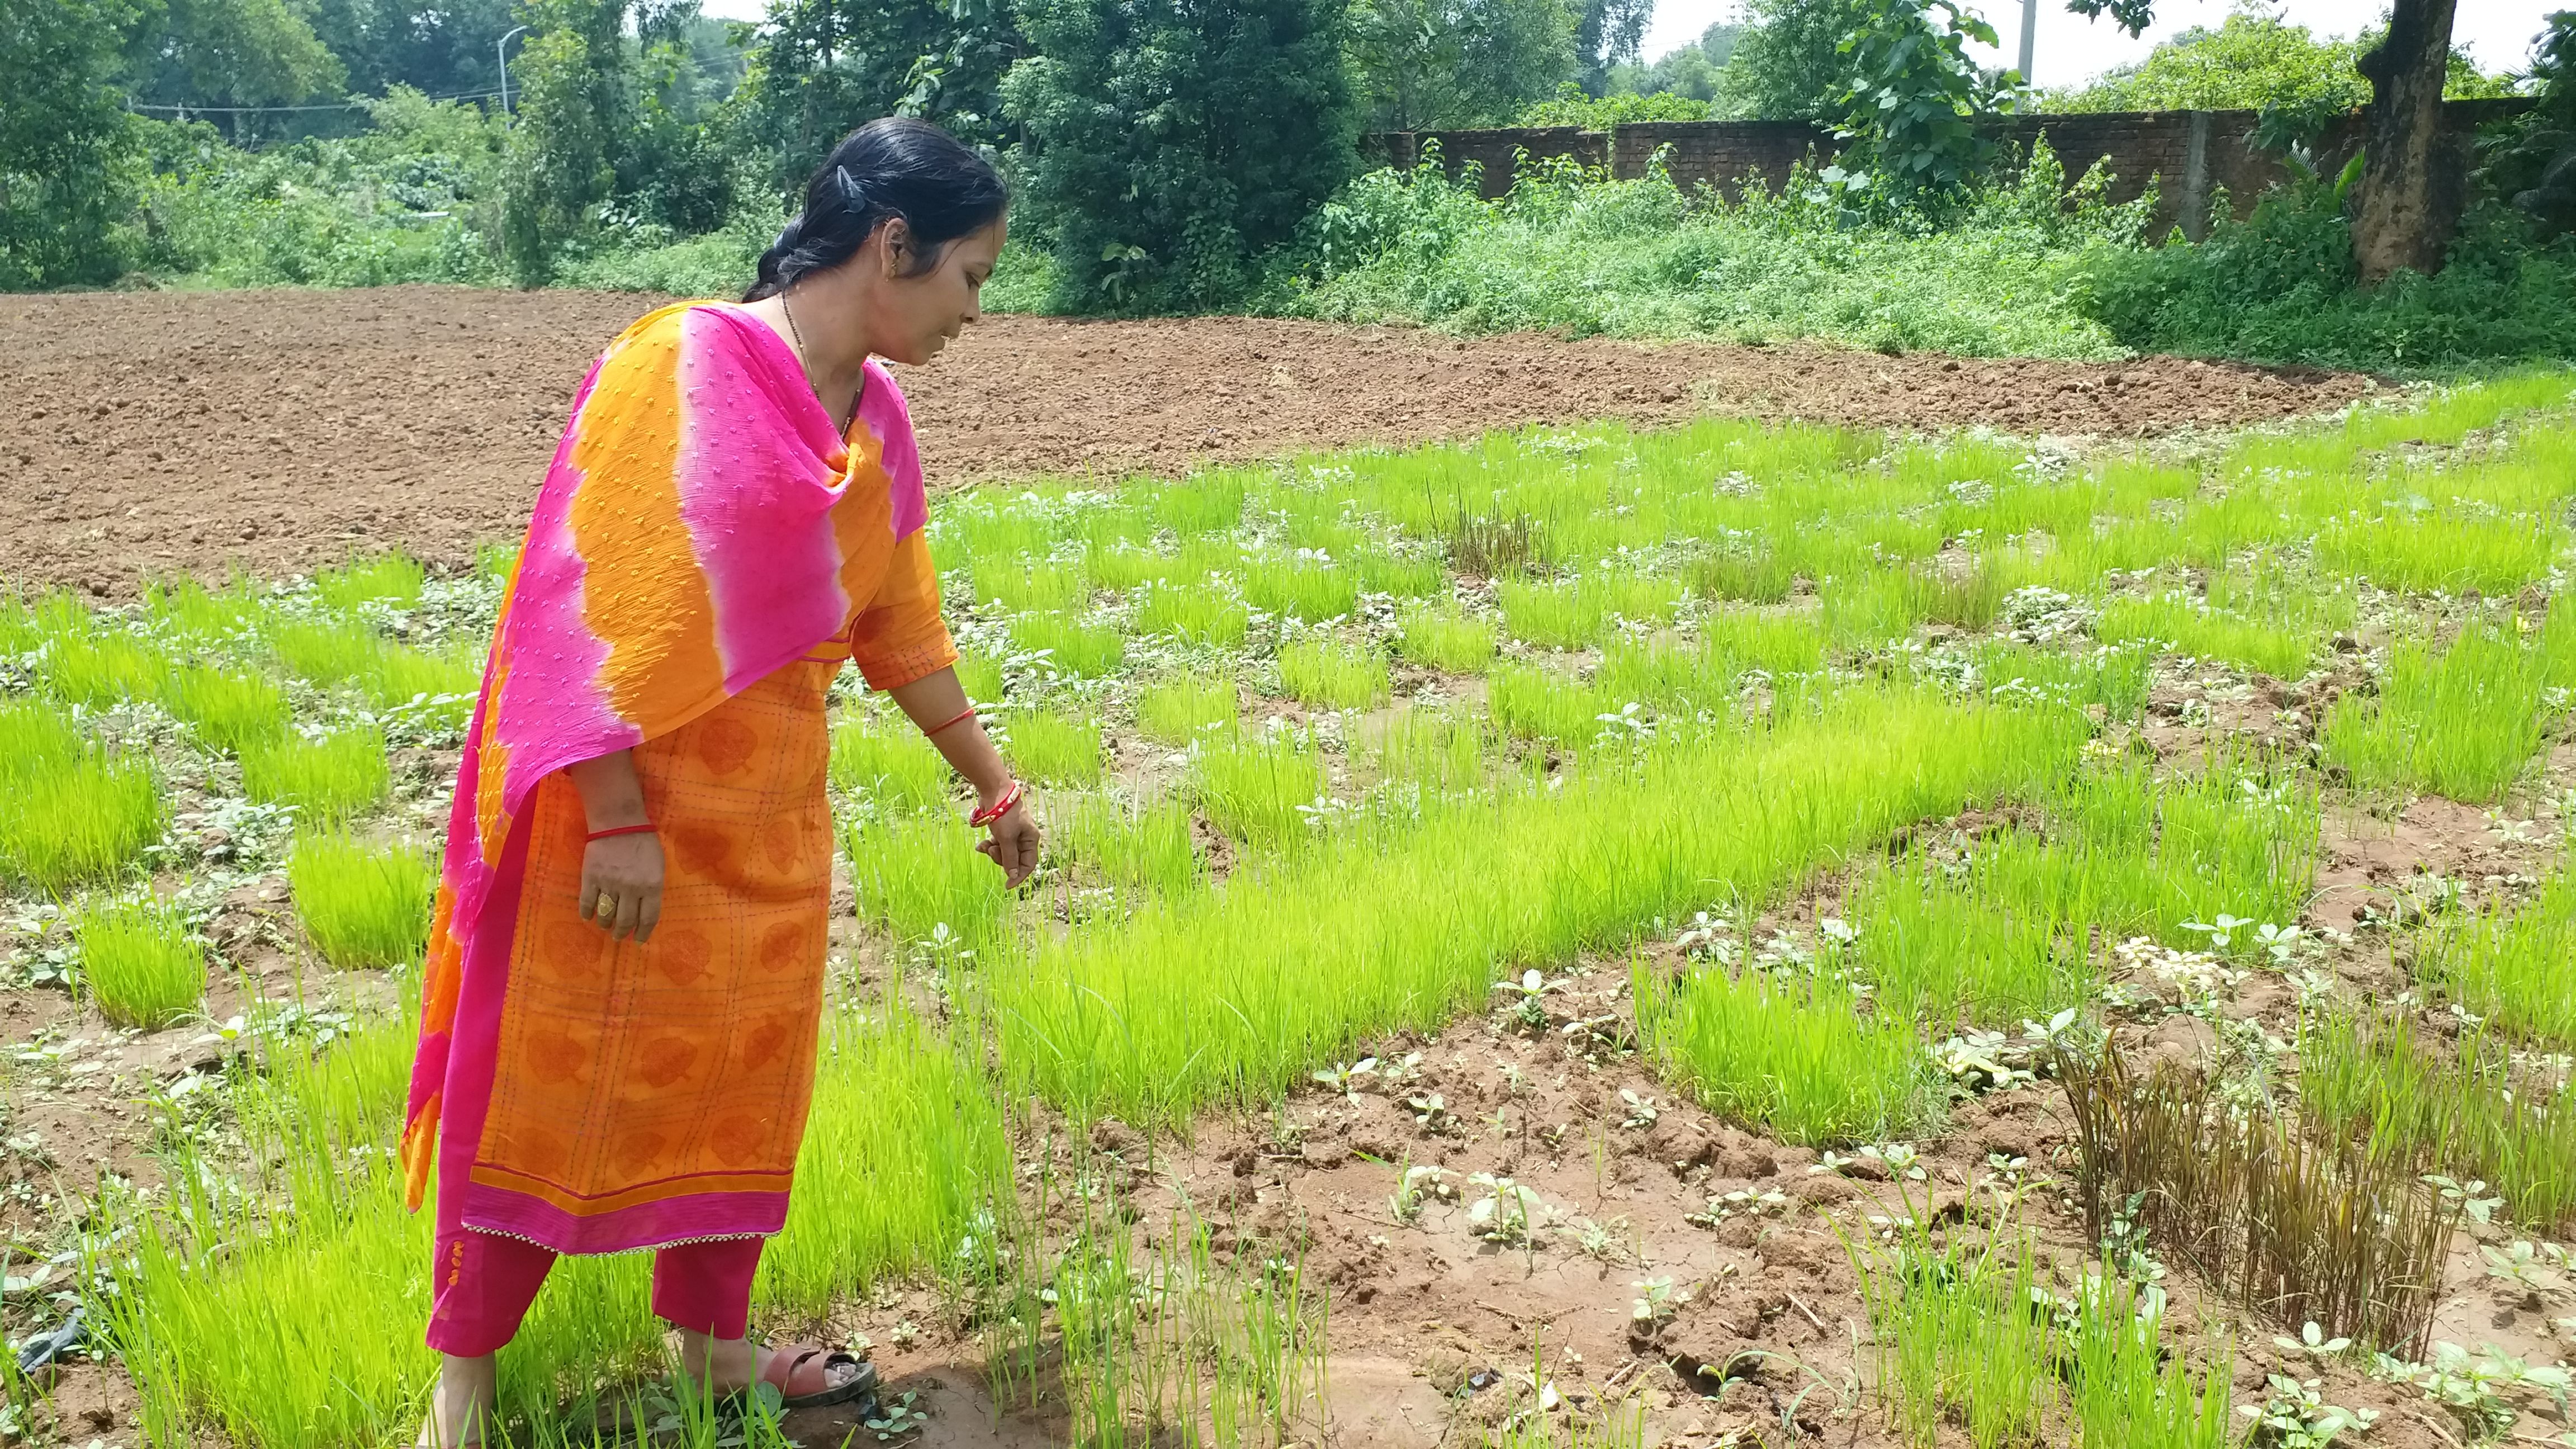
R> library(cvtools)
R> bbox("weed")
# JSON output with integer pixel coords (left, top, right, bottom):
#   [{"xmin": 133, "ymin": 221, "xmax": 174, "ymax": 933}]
[
  {"xmin": 1277, "ymin": 638, "xmax": 1390, "ymax": 711},
  {"xmin": 240, "ymin": 728, "xmax": 391, "ymax": 827},
  {"xmin": 287, "ymin": 832, "xmax": 434, "ymax": 968},
  {"xmin": 74, "ymin": 898, "xmax": 203, "ymax": 1028}
]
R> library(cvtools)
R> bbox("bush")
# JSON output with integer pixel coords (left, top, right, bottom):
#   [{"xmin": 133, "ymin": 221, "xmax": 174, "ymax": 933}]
[
  {"xmin": 1003, "ymin": 0, "xmax": 1362, "ymax": 310},
  {"xmin": 2074, "ymin": 183, "xmax": 2576, "ymax": 371}
]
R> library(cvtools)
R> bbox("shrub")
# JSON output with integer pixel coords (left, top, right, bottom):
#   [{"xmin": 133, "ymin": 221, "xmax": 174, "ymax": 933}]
[
  {"xmin": 75, "ymin": 899, "xmax": 203, "ymax": 1029},
  {"xmin": 287, "ymin": 833, "xmax": 435, "ymax": 968}
]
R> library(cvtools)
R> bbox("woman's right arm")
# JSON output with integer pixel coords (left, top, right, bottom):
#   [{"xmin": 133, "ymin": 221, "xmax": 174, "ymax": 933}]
[
  {"xmin": 885, "ymin": 666, "xmax": 1040, "ymax": 887},
  {"xmin": 565, "ymin": 750, "xmax": 665, "ymax": 941}
]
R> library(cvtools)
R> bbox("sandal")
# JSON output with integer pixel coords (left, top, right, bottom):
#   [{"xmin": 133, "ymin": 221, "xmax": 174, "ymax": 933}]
[{"xmin": 742, "ymin": 1342, "xmax": 878, "ymax": 1412}]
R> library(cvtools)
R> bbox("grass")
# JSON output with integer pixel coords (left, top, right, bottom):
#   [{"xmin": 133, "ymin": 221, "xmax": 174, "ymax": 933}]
[
  {"xmin": 2095, "ymin": 593, "xmax": 2315, "ymax": 679},
  {"xmin": 74, "ymin": 898, "xmax": 204, "ymax": 1028},
  {"xmin": 2322, "ymin": 624, "xmax": 2555, "ymax": 802},
  {"xmin": 240, "ymin": 729, "xmax": 391, "ymax": 826},
  {"xmin": 1005, "ymin": 709, "xmax": 1104, "ymax": 787},
  {"xmin": 1133, "ymin": 582, "xmax": 1251, "ymax": 648},
  {"xmin": 1497, "ymin": 572, "xmax": 1680, "ymax": 650},
  {"xmin": 1008, "ymin": 613, "xmax": 1127, "ymax": 678},
  {"xmin": 0, "ymin": 701, "xmax": 163, "ymax": 888},
  {"xmin": 1187, "ymin": 731, "xmax": 1331, "ymax": 854},
  {"xmin": 1391, "ymin": 602, "xmax": 1495, "ymax": 673},
  {"xmin": 2422, "ymin": 865, "xmax": 2576, "ymax": 1049},
  {"xmin": 287, "ymin": 832, "xmax": 434, "ymax": 968},
  {"xmin": 1135, "ymin": 675, "xmax": 1238, "ymax": 746},
  {"xmin": 1062, "ymin": 795, "xmax": 1201, "ymax": 898},
  {"xmin": 163, "ymin": 665, "xmax": 293, "ymax": 752},
  {"xmin": 828, "ymin": 714, "xmax": 953, "ymax": 813},
  {"xmin": 1277, "ymin": 639, "xmax": 1390, "ymax": 711},
  {"xmin": 1636, "ymin": 964, "xmax": 1934, "ymax": 1147}
]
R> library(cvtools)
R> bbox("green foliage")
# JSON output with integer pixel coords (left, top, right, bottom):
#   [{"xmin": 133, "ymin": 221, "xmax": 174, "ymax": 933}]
[
  {"xmin": 1637, "ymin": 964, "xmax": 1935, "ymax": 1145},
  {"xmin": 2075, "ymin": 182, "xmax": 2576, "ymax": 371},
  {"xmin": 1569, "ymin": 0, "xmax": 1651, "ymax": 96},
  {"xmin": 1, "ymin": 0, "xmax": 145, "ymax": 288},
  {"xmin": 1348, "ymin": 0, "xmax": 1576, "ymax": 131},
  {"xmin": 120, "ymin": 0, "xmax": 347, "ymax": 112},
  {"xmin": 74, "ymin": 898, "xmax": 203, "ymax": 1029},
  {"xmin": 1005, "ymin": 709, "xmax": 1104, "ymax": 787},
  {"xmin": 1003, "ymin": 0, "xmax": 1362, "ymax": 310},
  {"xmin": 287, "ymin": 832, "xmax": 434, "ymax": 968},
  {"xmin": 1710, "ymin": 0, "xmax": 1873, "ymax": 121},
  {"xmin": 2481, "ymin": 12, "xmax": 2576, "ymax": 240},
  {"xmin": 1135, "ymin": 674, "xmax": 1238, "ymax": 745},
  {"xmin": 2047, "ymin": 11, "xmax": 2513, "ymax": 113},
  {"xmin": 1293, "ymin": 142, "xmax": 2151, "ymax": 357},
  {"xmin": 1824, "ymin": 0, "xmax": 2012, "ymax": 210},
  {"xmin": 729, "ymin": 0, "xmax": 1022, "ymax": 186},
  {"xmin": 1602, "ymin": 20, "xmax": 1741, "ymax": 106},
  {"xmin": 501, "ymin": 8, "xmax": 623, "ymax": 285},
  {"xmin": 1516, "ymin": 81, "xmax": 1704, "ymax": 127},
  {"xmin": 1277, "ymin": 638, "xmax": 1391, "ymax": 709},
  {"xmin": 0, "ymin": 702, "xmax": 164, "ymax": 889}
]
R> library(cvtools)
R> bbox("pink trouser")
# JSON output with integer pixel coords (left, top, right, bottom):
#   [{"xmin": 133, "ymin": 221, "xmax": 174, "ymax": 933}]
[{"xmin": 425, "ymin": 1228, "xmax": 765, "ymax": 1357}]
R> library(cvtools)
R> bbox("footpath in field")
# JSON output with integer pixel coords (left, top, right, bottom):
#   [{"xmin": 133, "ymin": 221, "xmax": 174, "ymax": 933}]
[
  {"xmin": 5, "ymin": 367, "xmax": 2575, "ymax": 1449},
  {"xmin": 0, "ymin": 285, "xmax": 2368, "ymax": 595}
]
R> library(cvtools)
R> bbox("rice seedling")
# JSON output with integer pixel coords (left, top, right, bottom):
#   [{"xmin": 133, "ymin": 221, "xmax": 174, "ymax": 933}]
[
  {"xmin": 2322, "ymin": 625, "xmax": 2551, "ymax": 802},
  {"xmin": 1849, "ymin": 1212, "xmax": 2235, "ymax": 1449},
  {"xmin": 1488, "ymin": 661, "xmax": 1615, "ymax": 747},
  {"xmin": 1004, "ymin": 708, "xmax": 1104, "ymax": 787},
  {"xmin": 1240, "ymin": 555, "xmax": 1358, "ymax": 623},
  {"xmin": 1496, "ymin": 572, "xmax": 1680, "ymax": 650},
  {"xmin": 1391, "ymin": 602, "xmax": 1495, "ymax": 673},
  {"xmin": 1086, "ymin": 541, "xmax": 1176, "ymax": 591},
  {"xmin": 1277, "ymin": 638, "xmax": 1390, "ymax": 711},
  {"xmin": 1062, "ymin": 795, "xmax": 1201, "ymax": 898},
  {"xmin": 73, "ymin": 897, "xmax": 203, "ymax": 1028},
  {"xmin": 1370, "ymin": 708, "xmax": 1494, "ymax": 795},
  {"xmin": 286, "ymin": 832, "xmax": 434, "ymax": 968},
  {"xmin": 1010, "ymin": 612, "xmax": 1128, "ymax": 678},
  {"xmin": 1149, "ymin": 471, "xmax": 1248, "ymax": 536},
  {"xmin": 2315, "ymin": 514, "xmax": 2563, "ymax": 596},
  {"xmin": 1133, "ymin": 581, "xmax": 1251, "ymax": 647},
  {"xmin": 1135, "ymin": 674, "xmax": 1238, "ymax": 746},
  {"xmin": 0, "ymin": 702, "xmax": 163, "ymax": 888},
  {"xmin": 162, "ymin": 664, "xmax": 292, "ymax": 753},
  {"xmin": 844, "ymin": 811, "xmax": 1012, "ymax": 959},
  {"xmin": 1348, "ymin": 548, "xmax": 1445, "ymax": 598},
  {"xmin": 2423, "ymin": 865, "xmax": 2576, "ymax": 1048},
  {"xmin": 313, "ymin": 552, "xmax": 426, "ymax": 614},
  {"xmin": 144, "ymin": 573, "xmax": 267, "ymax": 640},
  {"xmin": 271, "ymin": 621, "xmax": 479, "ymax": 714},
  {"xmin": 41, "ymin": 630, "xmax": 169, "ymax": 708},
  {"xmin": 240, "ymin": 728, "xmax": 391, "ymax": 826},
  {"xmin": 971, "ymin": 556, "xmax": 1090, "ymax": 615},
  {"xmin": 2300, "ymin": 1007, "xmax": 2576, "ymax": 1233},
  {"xmin": 2095, "ymin": 594, "xmax": 2314, "ymax": 679},
  {"xmin": 2058, "ymin": 1048, "xmax": 2450, "ymax": 1351},
  {"xmin": 1635, "ymin": 964, "xmax": 1933, "ymax": 1147},
  {"xmin": 1690, "ymin": 545, "xmax": 1796, "ymax": 604},
  {"xmin": 1845, "ymin": 845, "xmax": 2091, "ymax": 1031},
  {"xmin": 1187, "ymin": 730, "xmax": 1330, "ymax": 853},
  {"xmin": 828, "ymin": 711, "xmax": 954, "ymax": 813},
  {"xmin": 956, "ymin": 651, "xmax": 1007, "ymax": 703}
]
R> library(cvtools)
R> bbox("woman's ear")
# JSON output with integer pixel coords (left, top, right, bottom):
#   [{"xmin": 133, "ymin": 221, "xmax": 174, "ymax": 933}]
[{"xmin": 879, "ymin": 217, "xmax": 914, "ymax": 276}]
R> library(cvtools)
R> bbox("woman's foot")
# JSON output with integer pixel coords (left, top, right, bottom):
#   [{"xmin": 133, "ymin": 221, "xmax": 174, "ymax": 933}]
[
  {"xmin": 675, "ymin": 1331, "xmax": 871, "ymax": 1405},
  {"xmin": 418, "ymin": 1352, "xmax": 498, "ymax": 1448}
]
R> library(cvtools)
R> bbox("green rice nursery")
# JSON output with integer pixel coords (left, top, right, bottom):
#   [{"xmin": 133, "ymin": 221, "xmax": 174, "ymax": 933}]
[{"xmin": 6, "ymin": 372, "xmax": 2576, "ymax": 1448}]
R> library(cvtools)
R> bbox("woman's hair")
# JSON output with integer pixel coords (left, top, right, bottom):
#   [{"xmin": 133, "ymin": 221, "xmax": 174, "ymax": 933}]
[{"xmin": 741, "ymin": 118, "xmax": 1008, "ymax": 303}]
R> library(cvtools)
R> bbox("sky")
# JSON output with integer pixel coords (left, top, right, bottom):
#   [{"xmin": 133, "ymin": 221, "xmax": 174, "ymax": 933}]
[{"xmin": 1642, "ymin": 1, "xmax": 2566, "ymax": 88}]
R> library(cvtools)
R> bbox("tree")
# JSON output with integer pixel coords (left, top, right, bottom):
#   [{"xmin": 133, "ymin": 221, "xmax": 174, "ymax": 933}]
[
  {"xmin": 120, "ymin": 0, "xmax": 348, "ymax": 121},
  {"xmin": 2066, "ymin": 0, "xmax": 2478, "ymax": 281},
  {"xmin": 499, "ymin": 0, "xmax": 627, "ymax": 281},
  {"xmin": 1573, "ymin": 0, "xmax": 1651, "ymax": 94},
  {"xmin": 1827, "ymin": 0, "xmax": 2011, "ymax": 204},
  {"xmin": 1346, "ymin": 0, "xmax": 1576, "ymax": 130},
  {"xmin": 1713, "ymin": 0, "xmax": 1874, "ymax": 120},
  {"xmin": 1003, "ymin": 0, "xmax": 1359, "ymax": 310},
  {"xmin": 2045, "ymin": 8, "xmax": 2511, "ymax": 114},
  {"xmin": 2, "ymin": 0, "xmax": 146, "ymax": 286},
  {"xmin": 297, "ymin": 0, "xmax": 519, "ymax": 100},
  {"xmin": 728, "ymin": 0, "xmax": 1021, "ymax": 190}
]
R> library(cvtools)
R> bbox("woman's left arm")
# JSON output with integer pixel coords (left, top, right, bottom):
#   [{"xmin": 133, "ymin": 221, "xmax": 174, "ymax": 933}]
[{"xmin": 886, "ymin": 666, "xmax": 1039, "ymax": 887}]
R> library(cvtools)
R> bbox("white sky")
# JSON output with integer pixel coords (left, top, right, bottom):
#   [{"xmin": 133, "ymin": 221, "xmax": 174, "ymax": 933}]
[
  {"xmin": 1644, "ymin": 1, "xmax": 2565, "ymax": 87},
  {"xmin": 690, "ymin": 0, "xmax": 2564, "ymax": 88}
]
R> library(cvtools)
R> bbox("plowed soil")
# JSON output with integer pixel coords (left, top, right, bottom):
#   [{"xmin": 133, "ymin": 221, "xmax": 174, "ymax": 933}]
[{"xmin": 1, "ymin": 285, "xmax": 2370, "ymax": 595}]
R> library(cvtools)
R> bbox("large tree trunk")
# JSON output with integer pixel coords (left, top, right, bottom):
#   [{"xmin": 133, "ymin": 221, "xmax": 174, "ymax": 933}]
[{"xmin": 2352, "ymin": 0, "xmax": 2464, "ymax": 283}]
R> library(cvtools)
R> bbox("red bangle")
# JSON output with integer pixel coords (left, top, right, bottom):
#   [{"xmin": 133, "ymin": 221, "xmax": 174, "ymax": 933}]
[
  {"xmin": 584, "ymin": 822, "xmax": 656, "ymax": 842},
  {"xmin": 969, "ymin": 781, "xmax": 1022, "ymax": 828},
  {"xmin": 924, "ymin": 705, "xmax": 977, "ymax": 738}
]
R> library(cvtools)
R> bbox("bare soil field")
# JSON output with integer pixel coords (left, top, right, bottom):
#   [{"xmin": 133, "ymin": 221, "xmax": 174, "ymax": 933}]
[{"xmin": 0, "ymin": 285, "xmax": 2368, "ymax": 595}]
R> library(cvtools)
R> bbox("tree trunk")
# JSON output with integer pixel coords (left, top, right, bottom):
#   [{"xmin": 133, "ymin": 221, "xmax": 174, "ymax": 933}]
[{"xmin": 2352, "ymin": 0, "xmax": 2464, "ymax": 283}]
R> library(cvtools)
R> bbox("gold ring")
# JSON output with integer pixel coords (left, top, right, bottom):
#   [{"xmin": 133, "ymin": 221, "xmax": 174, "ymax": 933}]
[{"xmin": 594, "ymin": 894, "xmax": 619, "ymax": 920}]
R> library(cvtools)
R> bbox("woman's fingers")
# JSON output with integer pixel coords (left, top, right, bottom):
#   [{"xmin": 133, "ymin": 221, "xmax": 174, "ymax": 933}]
[
  {"xmin": 579, "ymin": 835, "xmax": 666, "ymax": 940},
  {"xmin": 634, "ymin": 888, "xmax": 662, "ymax": 945},
  {"xmin": 610, "ymin": 887, "xmax": 645, "ymax": 941}
]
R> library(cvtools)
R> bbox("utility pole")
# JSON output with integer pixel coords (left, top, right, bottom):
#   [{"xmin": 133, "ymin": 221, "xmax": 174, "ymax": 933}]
[
  {"xmin": 498, "ymin": 25, "xmax": 529, "ymax": 113},
  {"xmin": 2018, "ymin": 0, "xmax": 2038, "ymax": 82}
]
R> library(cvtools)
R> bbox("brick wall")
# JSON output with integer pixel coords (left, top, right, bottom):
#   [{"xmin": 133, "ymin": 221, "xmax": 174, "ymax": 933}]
[{"xmin": 1370, "ymin": 100, "xmax": 2530, "ymax": 239}]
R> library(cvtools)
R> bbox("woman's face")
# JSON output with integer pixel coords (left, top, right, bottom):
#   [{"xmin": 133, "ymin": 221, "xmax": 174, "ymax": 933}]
[{"xmin": 875, "ymin": 217, "xmax": 1006, "ymax": 366}]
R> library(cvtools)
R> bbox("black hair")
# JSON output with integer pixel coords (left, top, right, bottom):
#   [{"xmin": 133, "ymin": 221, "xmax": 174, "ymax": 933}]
[{"xmin": 742, "ymin": 118, "xmax": 1009, "ymax": 303}]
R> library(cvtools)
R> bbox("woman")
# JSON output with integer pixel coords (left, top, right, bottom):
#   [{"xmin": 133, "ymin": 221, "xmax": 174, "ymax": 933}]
[{"xmin": 401, "ymin": 118, "xmax": 1039, "ymax": 1447}]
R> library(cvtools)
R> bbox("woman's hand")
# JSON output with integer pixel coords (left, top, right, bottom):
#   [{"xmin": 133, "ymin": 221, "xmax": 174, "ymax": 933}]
[
  {"xmin": 580, "ymin": 831, "xmax": 665, "ymax": 942},
  {"xmin": 976, "ymin": 794, "xmax": 1040, "ymax": 888}
]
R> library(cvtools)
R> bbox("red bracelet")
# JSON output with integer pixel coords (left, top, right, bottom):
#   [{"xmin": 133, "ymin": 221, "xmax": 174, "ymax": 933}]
[
  {"xmin": 969, "ymin": 781, "xmax": 1023, "ymax": 828},
  {"xmin": 923, "ymin": 705, "xmax": 977, "ymax": 738},
  {"xmin": 584, "ymin": 822, "xmax": 657, "ymax": 842}
]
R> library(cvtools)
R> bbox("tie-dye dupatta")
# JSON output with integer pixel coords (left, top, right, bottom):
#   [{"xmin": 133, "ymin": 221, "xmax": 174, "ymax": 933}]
[{"xmin": 400, "ymin": 302, "xmax": 929, "ymax": 1211}]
